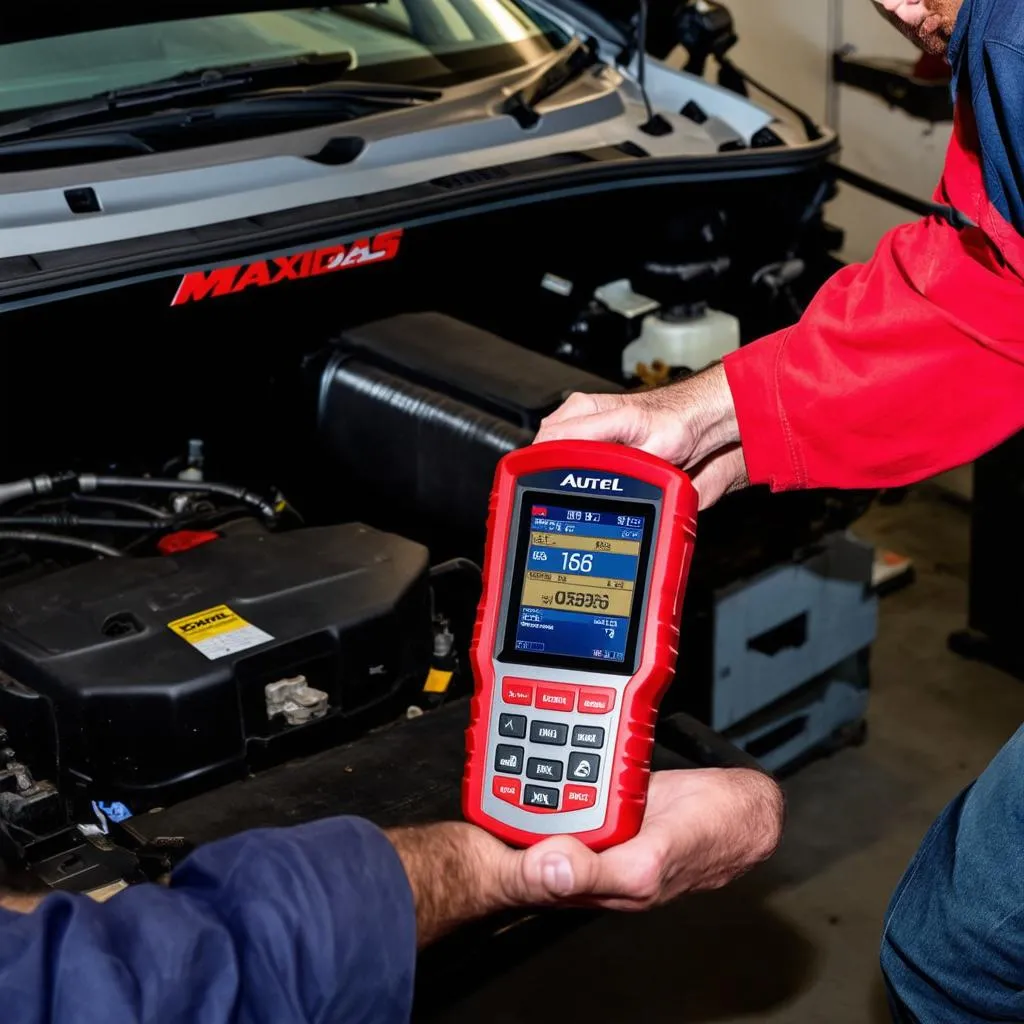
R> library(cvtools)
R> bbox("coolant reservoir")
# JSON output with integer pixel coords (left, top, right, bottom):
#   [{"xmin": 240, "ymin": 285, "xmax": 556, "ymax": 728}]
[{"xmin": 622, "ymin": 305, "xmax": 740, "ymax": 380}]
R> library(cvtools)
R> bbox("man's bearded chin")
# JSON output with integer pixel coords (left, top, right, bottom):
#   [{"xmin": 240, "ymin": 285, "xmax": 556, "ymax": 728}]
[
  {"xmin": 877, "ymin": 2, "xmax": 959, "ymax": 56},
  {"xmin": 903, "ymin": 19, "xmax": 952, "ymax": 55}
]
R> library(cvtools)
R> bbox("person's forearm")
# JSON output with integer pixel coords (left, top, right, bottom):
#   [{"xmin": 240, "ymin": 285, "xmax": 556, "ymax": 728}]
[
  {"xmin": 4, "ymin": 826, "xmax": 494, "ymax": 948},
  {"xmin": 654, "ymin": 362, "xmax": 740, "ymax": 462},
  {"xmin": 724, "ymin": 103, "xmax": 1024, "ymax": 493},
  {"xmin": 385, "ymin": 822, "xmax": 512, "ymax": 947},
  {"xmin": 724, "ymin": 228, "xmax": 1024, "ymax": 491},
  {"xmin": 0, "ymin": 819, "xmax": 420, "ymax": 1023}
]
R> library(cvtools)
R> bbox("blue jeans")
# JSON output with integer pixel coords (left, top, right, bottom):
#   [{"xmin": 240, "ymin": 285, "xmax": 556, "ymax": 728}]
[{"xmin": 881, "ymin": 723, "xmax": 1024, "ymax": 1022}]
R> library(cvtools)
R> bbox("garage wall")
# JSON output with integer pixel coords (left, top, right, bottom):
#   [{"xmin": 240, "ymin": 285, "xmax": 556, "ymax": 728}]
[{"xmin": 724, "ymin": 0, "xmax": 953, "ymax": 264}]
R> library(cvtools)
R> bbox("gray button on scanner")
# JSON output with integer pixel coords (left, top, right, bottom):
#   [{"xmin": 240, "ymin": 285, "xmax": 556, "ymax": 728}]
[
  {"xmin": 498, "ymin": 714, "xmax": 527, "ymax": 739},
  {"xmin": 527, "ymin": 757, "xmax": 564, "ymax": 782},
  {"xmin": 571, "ymin": 725, "xmax": 605, "ymax": 749},
  {"xmin": 530, "ymin": 721, "xmax": 568, "ymax": 745},
  {"xmin": 524, "ymin": 785, "xmax": 559, "ymax": 809},
  {"xmin": 567, "ymin": 751, "xmax": 600, "ymax": 783},
  {"xmin": 495, "ymin": 744, "xmax": 524, "ymax": 775}
]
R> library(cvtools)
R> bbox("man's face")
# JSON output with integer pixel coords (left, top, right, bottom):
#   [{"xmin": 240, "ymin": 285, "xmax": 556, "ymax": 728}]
[{"xmin": 874, "ymin": 0, "xmax": 964, "ymax": 55}]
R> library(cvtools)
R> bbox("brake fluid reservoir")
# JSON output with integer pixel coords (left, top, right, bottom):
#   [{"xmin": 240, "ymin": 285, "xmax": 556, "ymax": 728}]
[{"xmin": 621, "ymin": 305, "xmax": 740, "ymax": 380}]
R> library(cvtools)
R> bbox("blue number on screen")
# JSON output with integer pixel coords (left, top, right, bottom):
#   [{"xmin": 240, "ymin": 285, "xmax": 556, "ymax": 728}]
[{"xmin": 560, "ymin": 552, "xmax": 594, "ymax": 573}]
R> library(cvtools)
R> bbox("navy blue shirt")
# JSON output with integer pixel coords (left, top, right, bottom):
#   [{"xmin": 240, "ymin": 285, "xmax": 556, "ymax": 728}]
[
  {"xmin": 0, "ymin": 818, "xmax": 416, "ymax": 1023},
  {"xmin": 949, "ymin": 0, "xmax": 1024, "ymax": 234}
]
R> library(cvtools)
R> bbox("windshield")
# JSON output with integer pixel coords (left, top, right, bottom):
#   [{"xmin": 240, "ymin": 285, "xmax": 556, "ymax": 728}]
[{"xmin": 0, "ymin": 2, "xmax": 565, "ymax": 115}]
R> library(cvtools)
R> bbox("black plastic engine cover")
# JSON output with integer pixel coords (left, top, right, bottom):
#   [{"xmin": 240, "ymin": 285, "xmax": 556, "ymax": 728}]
[{"xmin": 0, "ymin": 519, "xmax": 431, "ymax": 815}]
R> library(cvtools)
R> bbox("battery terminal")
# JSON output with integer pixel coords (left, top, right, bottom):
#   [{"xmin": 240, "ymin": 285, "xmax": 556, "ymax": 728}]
[{"xmin": 265, "ymin": 675, "xmax": 329, "ymax": 726}]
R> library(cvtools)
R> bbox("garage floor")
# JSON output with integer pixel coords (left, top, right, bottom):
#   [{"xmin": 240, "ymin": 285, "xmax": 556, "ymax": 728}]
[{"xmin": 428, "ymin": 484, "xmax": 1024, "ymax": 1023}]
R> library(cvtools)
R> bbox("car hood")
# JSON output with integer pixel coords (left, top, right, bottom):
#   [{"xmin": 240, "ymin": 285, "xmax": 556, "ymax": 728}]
[{"xmin": 0, "ymin": 0, "xmax": 837, "ymax": 287}]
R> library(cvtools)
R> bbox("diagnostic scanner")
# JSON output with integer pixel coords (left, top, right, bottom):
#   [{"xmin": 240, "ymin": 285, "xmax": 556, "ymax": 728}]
[{"xmin": 463, "ymin": 440, "xmax": 698, "ymax": 851}]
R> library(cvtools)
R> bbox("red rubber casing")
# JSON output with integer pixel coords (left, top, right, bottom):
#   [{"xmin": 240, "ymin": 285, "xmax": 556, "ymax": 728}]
[{"xmin": 462, "ymin": 441, "xmax": 698, "ymax": 852}]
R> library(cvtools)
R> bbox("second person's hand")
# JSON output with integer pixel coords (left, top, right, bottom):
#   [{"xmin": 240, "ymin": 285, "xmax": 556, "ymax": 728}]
[
  {"xmin": 534, "ymin": 363, "xmax": 749, "ymax": 509},
  {"xmin": 509, "ymin": 768, "xmax": 784, "ymax": 911}
]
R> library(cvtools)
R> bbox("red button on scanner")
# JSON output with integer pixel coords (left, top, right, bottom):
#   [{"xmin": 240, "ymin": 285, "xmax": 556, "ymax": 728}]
[
  {"xmin": 535, "ymin": 685, "xmax": 576, "ymax": 713},
  {"xmin": 563, "ymin": 785, "xmax": 598, "ymax": 809},
  {"xmin": 502, "ymin": 679, "xmax": 534, "ymax": 706},
  {"xmin": 493, "ymin": 776, "xmax": 522, "ymax": 806},
  {"xmin": 578, "ymin": 687, "xmax": 616, "ymax": 714}
]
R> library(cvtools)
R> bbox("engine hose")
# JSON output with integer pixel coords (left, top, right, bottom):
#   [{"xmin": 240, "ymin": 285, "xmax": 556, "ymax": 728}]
[
  {"xmin": 81, "ymin": 476, "xmax": 277, "ymax": 521},
  {"xmin": 0, "ymin": 531, "xmax": 122, "ymax": 558},
  {"xmin": 70, "ymin": 494, "xmax": 171, "ymax": 519},
  {"xmin": 0, "ymin": 516, "xmax": 163, "ymax": 532},
  {"xmin": 0, "ymin": 473, "xmax": 276, "ymax": 521},
  {"xmin": 430, "ymin": 558, "xmax": 483, "ymax": 579}
]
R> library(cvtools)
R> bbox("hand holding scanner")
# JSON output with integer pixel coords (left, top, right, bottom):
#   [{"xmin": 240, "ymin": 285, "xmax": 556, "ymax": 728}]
[{"xmin": 462, "ymin": 440, "xmax": 698, "ymax": 852}]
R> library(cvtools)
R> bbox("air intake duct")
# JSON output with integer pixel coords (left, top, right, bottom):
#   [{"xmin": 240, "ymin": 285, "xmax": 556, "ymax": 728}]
[
  {"xmin": 318, "ymin": 356, "xmax": 532, "ymax": 554},
  {"xmin": 317, "ymin": 313, "xmax": 623, "ymax": 557}
]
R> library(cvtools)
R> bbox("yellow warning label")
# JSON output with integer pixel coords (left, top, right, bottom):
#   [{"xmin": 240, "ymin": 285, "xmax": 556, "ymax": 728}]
[
  {"xmin": 169, "ymin": 604, "xmax": 247, "ymax": 640},
  {"xmin": 423, "ymin": 668, "xmax": 453, "ymax": 694},
  {"xmin": 168, "ymin": 604, "xmax": 274, "ymax": 661}
]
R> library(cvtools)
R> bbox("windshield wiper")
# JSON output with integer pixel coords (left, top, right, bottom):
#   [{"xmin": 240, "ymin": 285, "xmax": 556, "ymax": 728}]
[
  {"xmin": 0, "ymin": 87, "xmax": 443, "ymax": 171},
  {"xmin": 0, "ymin": 51, "xmax": 363, "ymax": 142},
  {"xmin": 0, "ymin": 133, "xmax": 155, "ymax": 173},
  {"xmin": 501, "ymin": 39, "xmax": 600, "ymax": 129}
]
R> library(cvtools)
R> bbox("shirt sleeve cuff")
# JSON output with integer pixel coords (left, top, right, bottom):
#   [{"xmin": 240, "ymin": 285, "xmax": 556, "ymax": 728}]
[
  {"xmin": 173, "ymin": 816, "xmax": 417, "ymax": 1022},
  {"xmin": 722, "ymin": 329, "xmax": 805, "ymax": 491}
]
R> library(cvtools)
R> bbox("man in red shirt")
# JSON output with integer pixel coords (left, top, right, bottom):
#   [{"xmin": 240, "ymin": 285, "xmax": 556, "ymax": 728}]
[{"xmin": 537, "ymin": 0, "xmax": 1024, "ymax": 1018}]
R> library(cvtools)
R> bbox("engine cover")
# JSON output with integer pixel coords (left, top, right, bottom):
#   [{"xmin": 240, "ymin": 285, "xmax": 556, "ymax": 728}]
[{"xmin": 0, "ymin": 520, "xmax": 431, "ymax": 816}]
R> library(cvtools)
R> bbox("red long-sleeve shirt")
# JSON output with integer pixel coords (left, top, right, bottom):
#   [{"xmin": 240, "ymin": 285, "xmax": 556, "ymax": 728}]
[{"xmin": 722, "ymin": 102, "xmax": 1024, "ymax": 492}]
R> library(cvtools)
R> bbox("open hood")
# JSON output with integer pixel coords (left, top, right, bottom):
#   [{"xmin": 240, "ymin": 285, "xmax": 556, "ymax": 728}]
[{"xmin": 0, "ymin": 2, "xmax": 376, "ymax": 44}]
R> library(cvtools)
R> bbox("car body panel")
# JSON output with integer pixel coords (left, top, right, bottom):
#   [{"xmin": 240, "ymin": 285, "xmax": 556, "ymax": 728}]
[{"xmin": 0, "ymin": 2, "xmax": 835, "ymax": 295}]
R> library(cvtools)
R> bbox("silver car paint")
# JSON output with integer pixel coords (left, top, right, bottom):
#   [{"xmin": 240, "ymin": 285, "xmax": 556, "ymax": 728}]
[{"xmin": 0, "ymin": 9, "xmax": 830, "ymax": 260}]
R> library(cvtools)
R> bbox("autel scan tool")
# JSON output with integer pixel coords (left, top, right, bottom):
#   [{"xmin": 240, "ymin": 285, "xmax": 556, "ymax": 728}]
[{"xmin": 463, "ymin": 440, "xmax": 698, "ymax": 851}]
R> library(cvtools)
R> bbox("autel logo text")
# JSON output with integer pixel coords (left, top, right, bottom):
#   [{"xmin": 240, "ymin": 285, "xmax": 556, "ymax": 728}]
[
  {"xmin": 170, "ymin": 229, "xmax": 404, "ymax": 306},
  {"xmin": 560, "ymin": 474, "xmax": 625, "ymax": 492}
]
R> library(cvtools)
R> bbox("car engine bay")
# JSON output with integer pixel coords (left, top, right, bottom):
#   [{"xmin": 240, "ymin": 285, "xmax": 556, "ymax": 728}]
[
  {"xmin": 0, "ymin": 0, "xmax": 877, "ymax": 876},
  {"xmin": 0, "ymin": 180, "xmax": 876, "ymax": 890}
]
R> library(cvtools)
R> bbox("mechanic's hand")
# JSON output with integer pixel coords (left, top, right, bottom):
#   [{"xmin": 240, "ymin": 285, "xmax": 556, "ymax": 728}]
[
  {"xmin": 502, "ymin": 768, "xmax": 784, "ymax": 911},
  {"xmin": 390, "ymin": 767, "xmax": 783, "ymax": 945},
  {"xmin": 533, "ymin": 363, "xmax": 748, "ymax": 509}
]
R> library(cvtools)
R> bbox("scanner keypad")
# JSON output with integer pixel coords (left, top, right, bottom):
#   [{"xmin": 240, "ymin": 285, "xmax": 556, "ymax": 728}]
[{"xmin": 492, "ymin": 679, "xmax": 613, "ymax": 813}]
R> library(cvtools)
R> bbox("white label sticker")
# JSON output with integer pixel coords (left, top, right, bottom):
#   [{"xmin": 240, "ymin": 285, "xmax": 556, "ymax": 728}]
[{"xmin": 167, "ymin": 604, "xmax": 274, "ymax": 661}]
